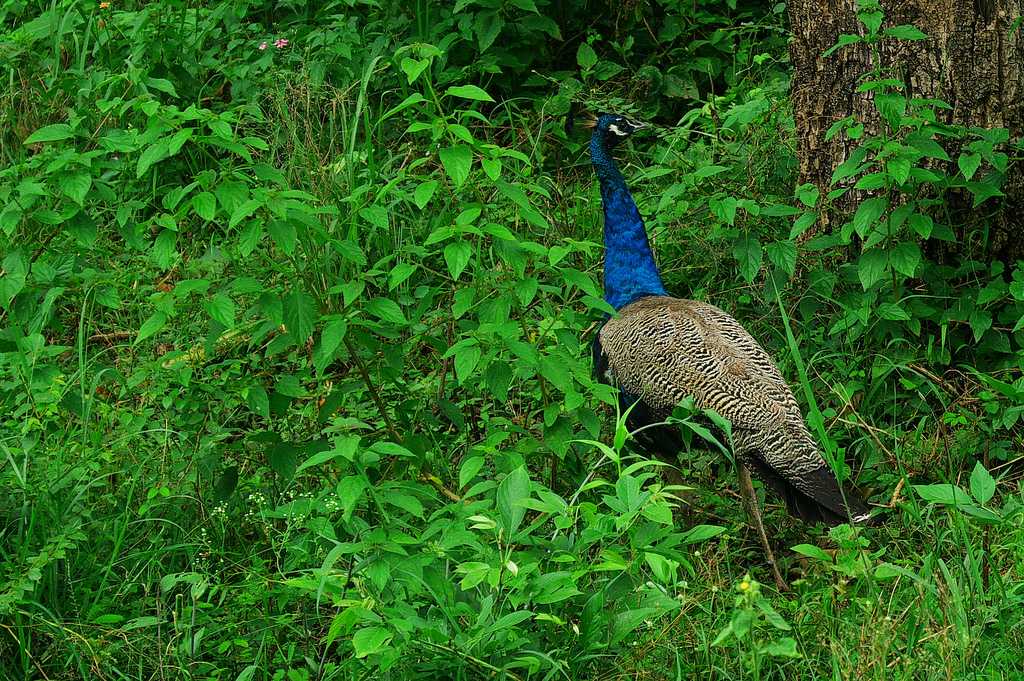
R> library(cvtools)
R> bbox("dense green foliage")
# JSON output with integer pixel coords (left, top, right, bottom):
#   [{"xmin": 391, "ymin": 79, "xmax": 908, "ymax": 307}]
[{"xmin": 1, "ymin": 0, "xmax": 1023, "ymax": 678}]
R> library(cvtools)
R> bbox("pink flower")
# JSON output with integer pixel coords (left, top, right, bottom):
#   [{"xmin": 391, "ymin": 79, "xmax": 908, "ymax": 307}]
[
  {"xmin": 274, "ymin": 38, "xmax": 288, "ymax": 48},
  {"xmin": 258, "ymin": 41, "xmax": 268, "ymax": 50}
]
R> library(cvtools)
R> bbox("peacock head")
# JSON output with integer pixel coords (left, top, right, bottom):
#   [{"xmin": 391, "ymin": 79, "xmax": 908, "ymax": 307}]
[{"xmin": 586, "ymin": 112, "xmax": 646, "ymax": 148}]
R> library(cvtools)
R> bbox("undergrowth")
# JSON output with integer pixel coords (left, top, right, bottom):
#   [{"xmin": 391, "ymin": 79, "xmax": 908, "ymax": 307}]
[{"xmin": 1, "ymin": 1, "xmax": 1023, "ymax": 679}]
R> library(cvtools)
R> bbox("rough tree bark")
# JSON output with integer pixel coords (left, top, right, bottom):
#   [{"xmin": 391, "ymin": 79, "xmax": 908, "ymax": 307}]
[{"xmin": 788, "ymin": 0, "xmax": 1024, "ymax": 256}]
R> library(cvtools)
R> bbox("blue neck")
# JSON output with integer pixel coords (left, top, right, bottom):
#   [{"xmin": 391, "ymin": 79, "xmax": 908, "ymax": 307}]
[{"xmin": 590, "ymin": 133, "xmax": 666, "ymax": 310}]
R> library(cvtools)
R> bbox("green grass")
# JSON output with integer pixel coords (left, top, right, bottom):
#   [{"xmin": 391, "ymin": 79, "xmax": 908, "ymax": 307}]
[{"xmin": 2, "ymin": 1, "xmax": 1024, "ymax": 679}]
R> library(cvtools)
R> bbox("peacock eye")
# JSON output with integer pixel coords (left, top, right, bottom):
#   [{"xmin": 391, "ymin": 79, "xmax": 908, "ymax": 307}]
[{"xmin": 608, "ymin": 124, "xmax": 627, "ymax": 136}]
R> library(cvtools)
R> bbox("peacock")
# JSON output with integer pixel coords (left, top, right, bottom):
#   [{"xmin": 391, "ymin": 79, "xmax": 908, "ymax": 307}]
[{"xmin": 582, "ymin": 111, "xmax": 875, "ymax": 590}]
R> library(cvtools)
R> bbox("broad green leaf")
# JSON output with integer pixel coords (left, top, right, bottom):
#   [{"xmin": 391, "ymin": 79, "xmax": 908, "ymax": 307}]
[
  {"xmin": 413, "ymin": 180, "xmax": 438, "ymax": 209},
  {"xmin": 193, "ymin": 192, "xmax": 216, "ymax": 221},
  {"xmin": 764, "ymin": 637, "xmax": 801, "ymax": 658},
  {"xmin": 439, "ymin": 145, "xmax": 473, "ymax": 187},
  {"xmin": 205, "ymin": 293, "xmax": 235, "ymax": 327},
  {"xmin": 283, "ymin": 289, "xmax": 317, "ymax": 342},
  {"xmin": 765, "ymin": 240, "xmax": 797, "ymax": 276},
  {"xmin": 446, "ymin": 84, "xmax": 495, "ymax": 102},
  {"xmin": 136, "ymin": 311, "xmax": 167, "ymax": 343},
  {"xmin": 352, "ymin": 627, "xmax": 392, "ymax": 658},
  {"xmin": 913, "ymin": 483, "xmax": 973, "ymax": 506},
  {"xmin": 680, "ymin": 524, "xmax": 726, "ymax": 544},
  {"xmin": 359, "ymin": 205, "xmax": 388, "ymax": 230},
  {"xmin": 444, "ymin": 241, "xmax": 473, "ymax": 280},
  {"xmin": 852, "ymin": 197, "xmax": 888, "ymax": 237},
  {"xmin": 495, "ymin": 180, "xmax": 548, "ymax": 228},
  {"xmin": 400, "ymin": 57, "xmax": 429, "ymax": 84},
  {"xmin": 365, "ymin": 297, "xmax": 406, "ymax": 324},
  {"xmin": 246, "ymin": 385, "xmax": 269, "ymax": 418},
  {"xmin": 229, "ymin": 198, "xmax": 262, "ymax": 229},
  {"xmin": 877, "ymin": 302, "xmax": 910, "ymax": 320},
  {"xmin": 388, "ymin": 262, "xmax": 416, "ymax": 290},
  {"xmin": 969, "ymin": 461, "xmax": 995, "ymax": 505},
  {"xmin": 0, "ymin": 252, "xmax": 28, "ymax": 309},
  {"xmin": 883, "ymin": 25, "xmax": 928, "ymax": 40},
  {"xmin": 268, "ymin": 220, "xmax": 297, "ymax": 255},
  {"xmin": 732, "ymin": 236, "xmax": 762, "ymax": 282},
  {"xmin": 454, "ymin": 344, "xmax": 482, "ymax": 382},
  {"xmin": 969, "ymin": 309, "xmax": 992, "ymax": 341},
  {"xmin": 889, "ymin": 242, "xmax": 921, "ymax": 277},
  {"xmin": 958, "ymin": 152, "xmax": 982, "ymax": 180},
  {"xmin": 371, "ymin": 441, "xmax": 415, "ymax": 458},
  {"xmin": 474, "ymin": 10, "xmax": 503, "ymax": 52},
  {"xmin": 24, "ymin": 123, "xmax": 74, "ymax": 144},
  {"xmin": 791, "ymin": 543, "xmax": 831, "ymax": 561},
  {"xmin": 137, "ymin": 139, "xmax": 170, "ymax": 178},
  {"xmin": 795, "ymin": 183, "xmax": 819, "ymax": 208},
  {"xmin": 497, "ymin": 466, "xmax": 530, "ymax": 536},
  {"xmin": 857, "ymin": 248, "xmax": 887, "ymax": 290},
  {"xmin": 459, "ymin": 456, "xmax": 485, "ymax": 489},
  {"xmin": 577, "ymin": 43, "xmax": 598, "ymax": 69},
  {"xmin": 313, "ymin": 319, "xmax": 347, "ymax": 375},
  {"xmin": 60, "ymin": 172, "xmax": 91, "ymax": 205}
]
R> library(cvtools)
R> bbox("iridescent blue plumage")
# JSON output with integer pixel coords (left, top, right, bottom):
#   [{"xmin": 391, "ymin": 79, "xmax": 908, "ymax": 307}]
[{"xmin": 589, "ymin": 115, "xmax": 666, "ymax": 310}]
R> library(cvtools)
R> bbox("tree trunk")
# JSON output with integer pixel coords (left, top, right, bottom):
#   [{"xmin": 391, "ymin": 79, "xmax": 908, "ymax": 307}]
[{"xmin": 788, "ymin": 0, "xmax": 1024, "ymax": 256}]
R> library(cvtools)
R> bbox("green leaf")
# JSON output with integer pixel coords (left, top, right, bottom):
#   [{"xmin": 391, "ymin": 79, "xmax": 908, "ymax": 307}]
[
  {"xmin": 497, "ymin": 466, "xmax": 530, "ymax": 536},
  {"xmin": 577, "ymin": 43, "xmax": 598, "ymax": 69},
  {"xmin": 246, "ymin": 385, "xmax": 269, "ymax": 418},
  {"xmin": 908, "ymin": 212, "xmax": 933, "ymax": 238},
  {"xmin": 365, "ymin": 297, "xmax": 407, "ymax": 324},
  {"xmin": 680, "ymin": 524, "xmax": 726, "ymax": 544},
  {"xmin": 229, "ymin": 198, "xmax": 262, "ymax": 229},
  {"xmin": 764, "ymin": 637, "xmax": 801, "ymax": 658},
  {"xmin": 795, "ymin": 183, "xmax": 819, "ymax": 208},
  {"xmin": 474, "ymin": 10, "xmax": 504, "ymax": 52},
  {"xmin": 857, "ymin": 249, "xmax": 888, "ymax": 290},
  {"xmin": 969, "ymin": 461, "xmax": 995, "ymax": 505},
  {"xmin": 765, "ymin": 240, "xmax": 797, "ymax": 276},
  {"xmin": 400, "ymin": 57, "xmax": 430, "ymax": 84},
  {"xmin": 877, "ymin": 302, "xmax": 911, "ymax": 320},
  {"xmin": 283, "ymin": 289, "xmax": 317, "ymax": 343},
  {"xmin": 60, "ymin": 171, "xmax": 91, "ymax": 205},
  {"xmin": 413, "ymin": 180, "xmax": 438, "ymax": 209},
  {"xmin": 136, "ymin": 311, "xmax": 167, "ymax": 344},
  {"xmin": 791, "ymin": 543, "xmax": 831, "ymax": 561},
  {"xmin": 352, "ymin": 627, "xmax": 392, "ymax": 658},
  {"xmin": 313, "ymin": 319, "xmax": 347, "ymax": 374},
  {"xmin": 444, "ymin": 241, "xmax": 473, "ymax": 280},
  {"xmin": 914, "ymin": 484, "xmax": 973, "ymax": 506},
  {"xmin": 205, "ymin": 294, "xmax": 235, "ymax": 328},
  {"xmin": 24, "ymin": 123, "xmax": 74, "ymax": 144},
  {"xmin": 969, "ymin": 309, "xmax": 992, "ymax": 341},
  {"xmin": 446, "ymin": 84, "xmax": 495, "ymax": 102},
  {"xmin": 0, "ymin": 252, "xmax": 28, "ymax": 309},
  {"xmin": 268, "ymin": 220, "xmax": 297, "ymax": 255},
  {"xmin": 439, "ymin": 145, "xmax": 473, "ymax": 188},
  {"xmin": 459, "ymin": 456, "xmax": 485, "ymax": 489},
  {"xmin": 852, "ymin": 197, "xmax": 888, "ymax": 237},
  {"xmin": 193, "ymin": 192, "xmax": 216, "ymax": 221},
  {"xmin": 883, "ymin": 25, "xmax": 928, "ymax": 40},
  {"xmin": 958, "ymin": 152, "xmax": 982, "ymax": 181},
  {"xmin": 454, "ymin": 344, "xmax": 481, "ymax": 382},
  {"xmin": 889, "ymin": 242, "xmax": 921, "ymax": 277},
  {"xmin": 732, "ymin": 236, "xmax": 762, "ymax": 282},
  {"xmin": 371, "ymin": 441, "xmax": 415, "ymax": 458},
  {"xmin": 967, "ymin": 181, "xmax": 1004, "ymax": 207},
  {"xmin": 136, "ymin": 139, "xmax": 170, "ymax": 178}
]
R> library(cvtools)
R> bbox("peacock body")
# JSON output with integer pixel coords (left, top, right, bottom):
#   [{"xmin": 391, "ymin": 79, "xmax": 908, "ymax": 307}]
[{"xmin": 586, "ymin": 113, "xmax": 873, "ymax": 533}]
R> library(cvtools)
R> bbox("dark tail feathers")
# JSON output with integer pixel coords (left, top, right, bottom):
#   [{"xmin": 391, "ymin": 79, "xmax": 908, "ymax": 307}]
[{"xmin": 748, "ymin": 457, "xmax": 879, "ymax": 527}]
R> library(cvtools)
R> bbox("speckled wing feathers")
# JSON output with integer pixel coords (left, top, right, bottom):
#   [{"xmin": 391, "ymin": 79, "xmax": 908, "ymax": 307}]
[{"xmin": 598, "ymin": 296, "xmax": 870, "ymax": 523}]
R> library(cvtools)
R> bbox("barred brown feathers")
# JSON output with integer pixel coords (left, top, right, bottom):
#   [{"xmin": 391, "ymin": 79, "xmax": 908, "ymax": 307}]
[{"xmin": 598, "ymin": 295, "xmax": 873, "ymax": 525}]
